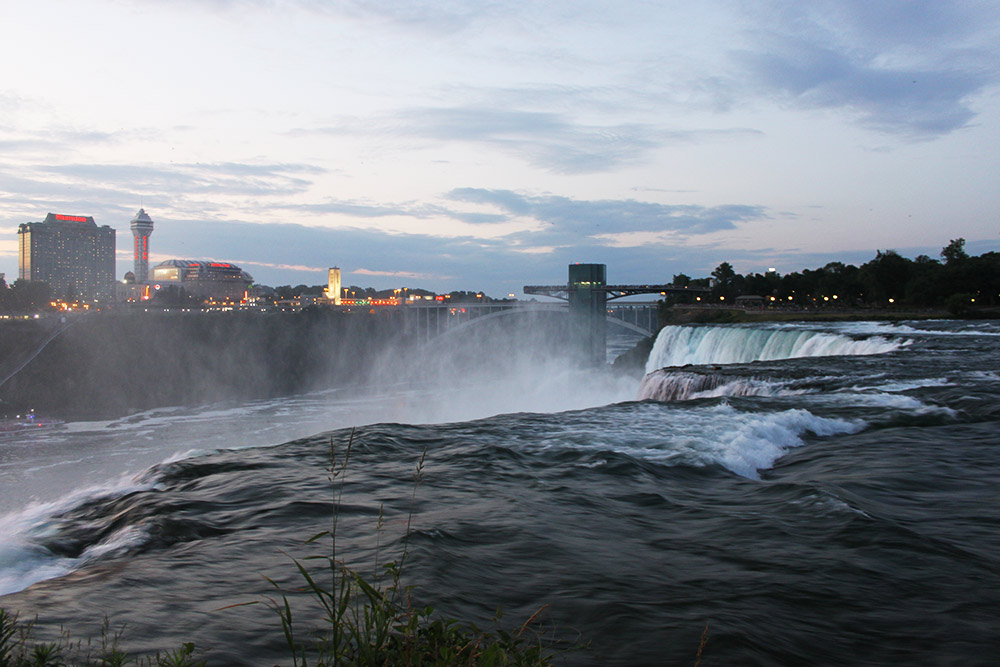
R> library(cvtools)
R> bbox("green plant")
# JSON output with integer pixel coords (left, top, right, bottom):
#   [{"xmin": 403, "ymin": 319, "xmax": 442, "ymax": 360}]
[
  {"xmin": 0, "ymin": 607, "xmax": 201, "ymax": 667},
  {"xmin": 149, "ymin": 643, "xmax": 204, "ymax": 667},
  {"xmin": 255, "ymin": 429, "xmax": 557, "ymax": 666}
]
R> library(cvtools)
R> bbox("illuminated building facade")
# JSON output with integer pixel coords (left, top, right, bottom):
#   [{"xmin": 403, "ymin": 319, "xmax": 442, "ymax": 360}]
[
  {"xmin": 17, "ymin": 213, "xmax": 116, "ymax": 302},
  {"xmin": 325, "ymin": 267, "xmax": 342, "ymax": 305},
  {"xmin": 130, "ymin": 208, "xmax": 154, "ymax": 282},
  {"xmin": 151, "ymin": 259, "xmax": 253, "ymax": 301}
]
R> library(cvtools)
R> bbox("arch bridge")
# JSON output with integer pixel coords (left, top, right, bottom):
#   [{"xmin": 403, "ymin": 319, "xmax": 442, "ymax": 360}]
[
  {"xmin": 523, "ymin": 263, "xmax": 709, "ymax": 365},
  {"xmin": 401, "ymin": 300, "xmax": 660, "ymax": 343},
  {"xmin": 401, "ymin": 264, "xmax": 707, "ymax": 365}
]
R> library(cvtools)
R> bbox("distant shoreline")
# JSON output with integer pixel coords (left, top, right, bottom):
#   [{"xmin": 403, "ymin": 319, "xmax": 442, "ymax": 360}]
[{"xmin": 659, "ymin": 305, "xmax": 998, "ymax": 325}]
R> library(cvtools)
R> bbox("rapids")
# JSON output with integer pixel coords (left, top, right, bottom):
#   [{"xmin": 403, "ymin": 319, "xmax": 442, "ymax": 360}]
[{"xmin": 1, "ymin": 319, "xmax": 998, "ymax": 666}]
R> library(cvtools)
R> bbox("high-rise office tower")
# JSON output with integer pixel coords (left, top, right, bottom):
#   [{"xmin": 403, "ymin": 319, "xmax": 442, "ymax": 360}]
[
  {"xmin": 18, "ymin": 213, "xmax": 116, "ymax": 302},
  {"xmin": 130, "ymin": 208, "xmax": 154, "ymax": 283}
]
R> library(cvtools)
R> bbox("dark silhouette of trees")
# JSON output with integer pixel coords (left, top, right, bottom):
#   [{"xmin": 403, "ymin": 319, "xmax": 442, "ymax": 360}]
[
  {"xmin": 861, "ymin": 250, "xmax": 912, "ymax": 304},
  {"xmin": 3, "ymin": 279, "xmax": 52, "ymax": 312},
  {"xmin": 693, "ymin": 241, "xmax": 998, "ymax": 312},
  {"xmin": 941, "ymin": 238, "xmax": 968, "ymax": 265}
]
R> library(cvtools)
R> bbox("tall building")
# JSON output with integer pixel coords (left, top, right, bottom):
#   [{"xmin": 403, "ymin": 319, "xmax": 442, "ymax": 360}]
[
  {"xmin": 18, "ymin": 213, "xmax": 116, "ymax": 302},
  {"xmin": 325, "ymin": 267, "xmax": 342, "ymax": 305},
  {"xmin": 130, "ymin": 208, "xmax": 154, "ymax": 282}
]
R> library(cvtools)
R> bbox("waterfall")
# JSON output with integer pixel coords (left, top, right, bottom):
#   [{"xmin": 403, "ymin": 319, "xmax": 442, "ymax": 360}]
[
  {"xmin": 645, "ymin": 325, "xmax": 906, "ymax": 373},
  {"xmin": 636, "ymin": 370, "xmax": 798, "ymax": 402}
]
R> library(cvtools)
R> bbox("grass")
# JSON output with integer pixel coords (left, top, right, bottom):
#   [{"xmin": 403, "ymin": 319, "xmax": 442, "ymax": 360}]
[
  {"xmin": 0, "ymin": 607, "xmax": 206, "ymax": 666},
  {"xmin": 1, "ymin": 428, "xmax": 562, "ymax": 666},
  {"xmin": 244, "ymin": 429, "xmax": 560, "ymax": 666}
]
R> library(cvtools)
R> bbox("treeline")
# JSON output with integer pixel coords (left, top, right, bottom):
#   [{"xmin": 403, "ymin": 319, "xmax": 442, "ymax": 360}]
[
  {"xmin": 670, "ymin": 239, "xmax": 999, "ymax": 315},
  {"xmin": 0, "ymin": 278, "xmax": 52, "ymax": 312}
]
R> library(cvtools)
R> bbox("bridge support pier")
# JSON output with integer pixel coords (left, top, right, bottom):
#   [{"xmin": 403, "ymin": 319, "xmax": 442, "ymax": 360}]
[{"xmin": 568, "ymin": 263, "xmax": 607, "ymax": 366}]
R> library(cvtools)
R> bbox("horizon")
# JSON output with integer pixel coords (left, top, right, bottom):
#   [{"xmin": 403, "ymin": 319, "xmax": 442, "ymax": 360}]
[{"xmin": 1, "ymin": 1, "xmax": 998, "ymax": 298}]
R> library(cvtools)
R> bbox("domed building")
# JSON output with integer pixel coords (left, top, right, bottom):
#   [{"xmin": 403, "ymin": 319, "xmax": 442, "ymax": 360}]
[{"xmin": 151, "ymin": 260, "xmax": 254, "ymax": 301}]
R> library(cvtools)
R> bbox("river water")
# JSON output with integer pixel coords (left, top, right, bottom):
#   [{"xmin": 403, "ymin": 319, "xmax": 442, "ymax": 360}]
[{"xmin": 1, "ymin": 320, "xmax": 998, "ymax": 665}]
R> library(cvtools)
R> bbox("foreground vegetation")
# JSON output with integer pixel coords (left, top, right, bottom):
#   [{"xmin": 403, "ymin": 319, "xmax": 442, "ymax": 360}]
[{"xmin": 0, "ymin": 608, "xmax": 207, "ymax": 667}]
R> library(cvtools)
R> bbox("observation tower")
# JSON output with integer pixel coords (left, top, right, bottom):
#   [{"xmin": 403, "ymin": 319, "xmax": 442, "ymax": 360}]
[{"xmin": 130, "ymin": 208, "xmax": 154, "ymax": 283}]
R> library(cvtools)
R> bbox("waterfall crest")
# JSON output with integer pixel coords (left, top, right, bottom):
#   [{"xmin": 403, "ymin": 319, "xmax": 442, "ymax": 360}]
[{"xmin": 645, "ymin": 325, "xmax": 906, "ymax": 373}]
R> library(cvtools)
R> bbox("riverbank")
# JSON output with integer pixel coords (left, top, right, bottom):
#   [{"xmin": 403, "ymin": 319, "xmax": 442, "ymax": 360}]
[{"xmin": 659, "ymin": 305, "xmax": 970, "ymax": 325}]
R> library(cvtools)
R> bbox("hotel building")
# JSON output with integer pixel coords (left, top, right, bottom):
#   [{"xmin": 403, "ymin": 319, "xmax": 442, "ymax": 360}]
[{"xmin": 17, "ymin": 213, "xmax": 116, "ymax": 302}]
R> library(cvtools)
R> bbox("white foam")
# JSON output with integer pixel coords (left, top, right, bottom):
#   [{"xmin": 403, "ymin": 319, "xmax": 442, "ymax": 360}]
[
  {"xmin": 637, "ymin": 371, "xmax": 807, "ymax": 402},
  {"xmin": 823, "ymin": 391, "xmax": 958, "ymax": 416},
  {"xmin": 855, "ymin": 377, "xmax": 952, "ymax": 393},
  {"xmin": 0, "ymin": 474, "xmax": 157, "ymax": 595},
  {"xmin": 526, "ymin": 403, "xmax": 863, "ymax": 480},
  {"xmin": 834, "ymin": 320, "xmax": 1000, "ymax": 337}
]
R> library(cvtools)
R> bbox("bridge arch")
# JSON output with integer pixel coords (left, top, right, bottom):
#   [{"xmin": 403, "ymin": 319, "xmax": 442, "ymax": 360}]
[{"xmin": 424, "ymin": 305, "xmax": 654, "ymax": 344}]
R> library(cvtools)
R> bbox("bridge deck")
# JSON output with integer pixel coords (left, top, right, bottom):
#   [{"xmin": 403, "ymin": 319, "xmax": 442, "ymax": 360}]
[{"xmin": 523, "ymin": 284, "xmax": 708, "ymax": 300}]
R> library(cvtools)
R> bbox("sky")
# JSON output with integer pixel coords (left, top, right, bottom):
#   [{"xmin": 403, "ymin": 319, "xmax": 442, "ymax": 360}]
[{"xmin": 1, "ymin": 0, "xmax": 998, "ymax": 298}]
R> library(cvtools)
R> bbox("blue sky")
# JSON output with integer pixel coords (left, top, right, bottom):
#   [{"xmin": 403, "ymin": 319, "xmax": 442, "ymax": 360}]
[{"xmin": 1, "ymin": 0, "xmax": 998, "ymax": 296}]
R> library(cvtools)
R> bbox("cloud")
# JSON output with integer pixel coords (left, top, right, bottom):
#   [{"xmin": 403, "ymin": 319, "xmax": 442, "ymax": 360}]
[
  {"xmin": 39, "ymin": 162, "xmax": 322, "ymax": 198},
  {"xmin": 369, "ymin": 106, "xmax": 659, "ymax": 173},
  {"xmin": 738, "ymin": 39, "xmax": 989, "ymax": 136},
  {"xmin": 445, "ymin": 188, "xmax": 768, "ymax": 245},
  {"xmin": 734, "ymin": 1, "xmax": 1000, "ymax": 137},
  {"xmin": 354, "ymin": 268, "xmax": 451, "ymax": 280},
  {"xmin": 393, "ymin": 106, "xmax": 764, "ymax": 173},
  {"xmin": 232, "ymin": 260, "xmax": 329, "ymax": 273},
  {"xmin": 143, "ymin": 217, "xmax": 521, "ymax": 291},
  {"xmin": 293, "ymin": 199, "xmax": 424, "ymax": 219}
]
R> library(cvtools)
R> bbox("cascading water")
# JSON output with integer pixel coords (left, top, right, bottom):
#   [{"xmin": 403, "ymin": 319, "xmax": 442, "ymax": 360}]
[
  {"xmin": 639, "ymin": 324, "xmax": 910, "ymax": 402},
  {"xmin": 3, "ymin": 320, "xmax": 998, "ymax": 667},
  {"xmin": 644, "ymin": 324, "xmax": 907, "ymax": 373},
  {"xmin": 637, "ymin": 371, "xmax": 792, "ymax": 402}
]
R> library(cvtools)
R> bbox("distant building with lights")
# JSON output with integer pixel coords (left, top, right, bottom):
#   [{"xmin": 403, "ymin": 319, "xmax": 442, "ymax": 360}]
[
  {"xmin": 324, "ymin": 267, "xmax": 342, "ymax": 305},
  {"xmin": 151, "ymin": 259, "xmax": 254, "ymax": 301},
  {"xmin": 130, "ymin": 208, "xmax": 154, "ymax": 282},
  {"xmin": 17, "ymin": 213, "xmax": 116, "ymax": 302}
]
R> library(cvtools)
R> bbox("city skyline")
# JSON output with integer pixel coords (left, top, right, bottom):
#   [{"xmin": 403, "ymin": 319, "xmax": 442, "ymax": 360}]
[{"xmin": 1, "ymin": 1, "xmax": 998, "ymax": 297}]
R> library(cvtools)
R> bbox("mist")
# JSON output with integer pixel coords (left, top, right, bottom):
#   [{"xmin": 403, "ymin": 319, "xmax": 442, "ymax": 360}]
[{"xmin": 0, "ymin": 308, "xmax": 647, "ymax": 426}]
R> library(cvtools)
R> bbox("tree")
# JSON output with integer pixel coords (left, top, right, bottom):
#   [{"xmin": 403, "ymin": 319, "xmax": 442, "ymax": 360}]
[
  {"xmin": 861, "ymin": 250, "xmax": 912, "ymax": 304},
  {"xmin": 153, "ymin": 285, "xmax": 196, "ymax": 306},
  {"xmin": 8, "ymin": 279, "xmax": 52, "ymax": 312},
  {"xmin": 672, "ymin": 273, "xmax": 691, "ymax": 288},
  {"xmin": 941, "ymin": 238, "xmax": 968, "ymax": 265},
  {"xmin": 711, "ymin": 262, "xmax": 735, "ymax": 286}
]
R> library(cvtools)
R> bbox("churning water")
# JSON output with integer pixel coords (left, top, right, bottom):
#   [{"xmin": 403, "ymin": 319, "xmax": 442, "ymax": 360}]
[{"xmin": 1, "ymin": 320, "xmax": 998, "ymax": 665}]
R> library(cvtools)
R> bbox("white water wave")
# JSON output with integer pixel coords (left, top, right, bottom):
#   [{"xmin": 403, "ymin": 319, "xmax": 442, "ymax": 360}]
[
  {"xmin": 832, "ymin": 320, "xmax": 1000, "ymax": 337},
  {"xmin": 822, "ymin": 391, "xmax": 957, "ymax": 416},
  {"xmin": 0, "ymin": 475, "xmax": 157, "ymax": 596},
  {"xmin": 637, "ymin": 371, "xmax": 808, "ymax": 402},
  {"xmin": 851, "ymin": 377, "xmax": 952, "ymax": 393},
  {"xmin": 528, "ymin": 402, "xmax": 863, "ymax": 480}
]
